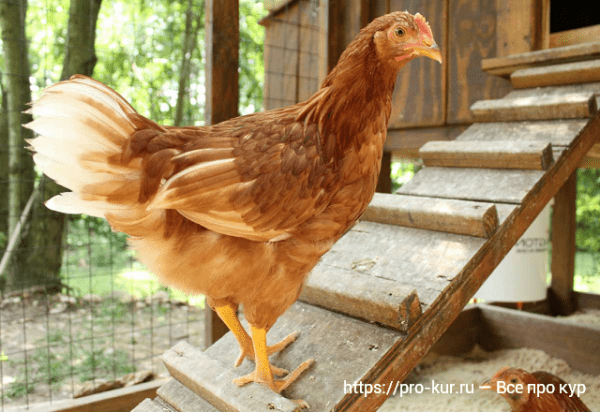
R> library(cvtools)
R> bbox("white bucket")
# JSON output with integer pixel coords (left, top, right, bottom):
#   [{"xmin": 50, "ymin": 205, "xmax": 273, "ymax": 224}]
[{"xmin": 474, "ymin": 204, "xmax": 551, "ymax": 302}]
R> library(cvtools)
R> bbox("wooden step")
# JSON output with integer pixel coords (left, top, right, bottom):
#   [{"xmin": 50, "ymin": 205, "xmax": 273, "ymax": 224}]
[
  {"xmin": 482, "ymin": 41, "xmax": 600, "ymax": 77},
  {"xmin": 419, "ymin": 140, "xmax": 553, "ymax": 170},
  {"xmin": 361, "ymin": 193, "xmax": 498, "ymax": 238},
  {"xmin": 130, "ymin": 398, "xmax": 168, "ymax": 412},
  {"xmin": 157, "ymin": 379, "xmax": 219, "ymax": 412},
  {"xmin": 162, "ymin": 341, "xmax": 301, "ymax": 412},
  {"xmin": 511, "ymin": 59, "xmax": 600, "ymax": 89}
]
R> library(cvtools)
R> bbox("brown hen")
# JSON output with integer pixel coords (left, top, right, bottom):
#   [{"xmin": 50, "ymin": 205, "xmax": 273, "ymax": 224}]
[
  {"xmin": 482, "ymin": 367, "xmax": 591, "ymax": 412},
  {"xmin": 25, "ymin": 11, "xmax": 441, "ymax": 402}
]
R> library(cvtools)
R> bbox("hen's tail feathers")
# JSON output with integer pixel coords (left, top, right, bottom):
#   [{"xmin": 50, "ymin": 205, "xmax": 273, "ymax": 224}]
[{"xmin": 25, "ymin": 75, "xmax": 157, "ymax": 218}]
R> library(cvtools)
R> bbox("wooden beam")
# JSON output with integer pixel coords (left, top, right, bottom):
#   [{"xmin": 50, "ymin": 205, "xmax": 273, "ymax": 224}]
[
  {"xmin": 204, "ymin": 0, "xmax": 239, "ymax": 346},
  {"xmin": 511, "ymin": 59, "xmax": 600, "ymax": 89},
  {"xmin": 550, "ymin": 172, "xmax": 577, "ymax": 316}
]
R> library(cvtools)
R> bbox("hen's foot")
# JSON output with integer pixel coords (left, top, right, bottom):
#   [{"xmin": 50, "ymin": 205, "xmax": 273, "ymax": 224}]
[{"xmin": 235, "ymin": 331, "xmax": 301, "ymax": 368}]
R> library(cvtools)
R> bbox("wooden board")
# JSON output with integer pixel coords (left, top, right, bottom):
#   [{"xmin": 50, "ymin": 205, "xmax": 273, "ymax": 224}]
[
  {"xmin": 387, "ymin": 0, "xmax": 446, "ymax": 128},
  {"xmin": 304, "ymin": 221, "xmax": 485, "ymax": 310},
  {"xmin": 478, "ymin": 305, "xmax": 600, "ymax": 375},
  {"xmin": 456, "ymin": 120, "xmax": 588, "ymax": 146},
  {"xmin": 482, "ymin": 41, "xmax": 600, "ymax": 77},
  {"xmin": 163, "ymin": 342, "xmax": 302, "ymax": 412},
  {"xmin": 511, "ymin": 59, "xmax": 600, "ymax": 89},
  {"xmin": 157, "ymin": 379, "xmax": 219, "ymax": 412},
  {"xmin": 419, "ymin": 140, "xmax": 554, "ymax": 170},
  {"xmin": 361, "ymin": 193, "xmax": 499, "ymax": 237},
  {"xmin": 397, "ymin": 167, "xmax": 546, "ymax": 204},
  {"xmin": 203, "ymin": 302, "xmax": 403, "ymax": 412},
  {"xmin": 384, "ymin": 125, "xmax": 467, "ymax": 157},
  {"xmin": 549, "ymin": 24, "xmax": 600, "ymax": 49},
  {"xmin": 446, "ymin": 0, "xmax": 512, "ymax": 124},
  {"xmin": 471, "ymin": 92, "xmax": 597, "ymax": 122},
  {"xmin": 130, "ymin": 399, "xmax": 168, "ymax": 412}
]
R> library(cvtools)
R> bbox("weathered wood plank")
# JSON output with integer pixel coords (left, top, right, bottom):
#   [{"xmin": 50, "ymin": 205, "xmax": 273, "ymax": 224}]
[
  {"xmin": 397, "ymin": 167, "xmax": 545, "ymax": 204},
  {"xmin": 456, "ymin": 120, "xmax": 588, "ymax": 146},
  {"xmin": 361, "ymin": 193, "xmax": 499, "ymax": 238},
  {"xmin": 163, "ymin": 342, "xmax": 301, "ymax": 412},
  {"xmin": 419, "ymin": 140, "xmax": 554, "ymax": 170},
  {"xmin": 307, "ymin": 221, "xmax": 485, "ymax": 309},
  {"xmin": 446, "ymin": 0, "xmax": 511, "ymax": 124},
  {"xmin": 204, "ymin": 302, "xmax": 403, "ymax": 412},
  {"xmin": 550, "ymin": 173, "xmax": 577, "ymax": 316},
  {"xmin": 511, "ymin": 59, "xmax": 600, "ymax": 89},
  {"xmin": 384, "ymin": 125, "xmax": 467, "ymax": 157},
  {"xmin": 157, "ymin": 379, "xmax": 219, "ymax": 412},
  {"xmin": 482, "ymin": 41, "xmax": 600, "ymax": 77},
  {"xmin": 478, "ymin": 305, "xmax": 600, "ymax": 375},
  {"xmin": 471, "ymin": 92, "xmax": 597, "ymax": 122},
  {"xmin": 387, "ymin": 0, "xmax": 446, "ymax": 127},
  {"xmin": 130, "ymin": 399, "xmax": 166, "ymax": 412},
  {"xmin": 549, "ymin": 24, "xmax": 600, "ymax": 49}
]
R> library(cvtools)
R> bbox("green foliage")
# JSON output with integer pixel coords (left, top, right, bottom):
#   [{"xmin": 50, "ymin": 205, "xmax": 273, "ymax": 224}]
[
  {"xmin": 576, "ymin": 168, "xmax": 600, "ymax": 254},
  {"xmin": 390, "ymin": 160, "xmax": 421, "ymax": 192}
]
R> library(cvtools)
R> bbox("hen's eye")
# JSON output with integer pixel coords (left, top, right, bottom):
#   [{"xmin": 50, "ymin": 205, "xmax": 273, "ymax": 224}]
[
  {"xmin": 510, "ymin": 378, "xmax": 518, "ymax": 384},
  {"xmin": 395, "ymin": 27, "xmax": 406, "ymax": 37}
]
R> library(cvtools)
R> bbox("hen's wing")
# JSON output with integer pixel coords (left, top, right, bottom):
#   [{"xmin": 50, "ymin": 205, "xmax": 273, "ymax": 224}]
[
  {"xmin": 138, "ymin": 108, "xmax": 337, "ymax": 242},
  {"xmin": 531, "ymin": 372, "xmax": 591, "ymax": 412}
]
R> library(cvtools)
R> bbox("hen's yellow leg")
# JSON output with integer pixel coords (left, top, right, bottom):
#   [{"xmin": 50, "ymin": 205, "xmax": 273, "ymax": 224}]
[
  {"xmin": 233, "ymin": 325, "xmax": 314, "ymax": 394},
  {"xmin": 213, "ymin": 305, "xmax": 292, "ymax": 376}
]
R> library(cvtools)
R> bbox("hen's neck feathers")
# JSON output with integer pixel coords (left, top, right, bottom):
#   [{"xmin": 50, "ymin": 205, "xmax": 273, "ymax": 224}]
[{"xmin": 297, "ymin": 26, "xmax": 401, "ymax": 162}]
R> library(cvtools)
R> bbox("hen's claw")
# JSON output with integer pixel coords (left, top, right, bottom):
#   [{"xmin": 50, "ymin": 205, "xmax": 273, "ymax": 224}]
[{"xmin": 235, "ymin": 331, "xmax": 301, "ymax": 367}]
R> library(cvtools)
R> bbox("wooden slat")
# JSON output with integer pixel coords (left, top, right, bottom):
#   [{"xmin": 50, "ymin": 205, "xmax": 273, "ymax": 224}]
[
  {"xmin": 163, "ymin": 342, "xmax": 301, "ymax": 412},
  {"xmin": 305, "ymin": 221, "xmax": 485, "ymax": 310},
  {"xmin": 456, "ymin": 120, "xmax": 588, "ymax": 146},
  {"xmin": 361, "ymin": 193, "xmax": 499, "ymax": 238},
  {"xmin": 478, "ymin": 305, "xmax": 600, "ymax": 375},
  {"xmin": 384, "ymin": 125, "xmax": 467, "ymax": 157},
  {"xmin": 397, "ymin": 167, "xmax": 545, "ymax": 204},
  {"xmin": 471, "ymin": 92, "xmax": 597, "ymax": 122},
  {"xmin": 419, "ymin": 140, "xmax": 554, "ymax": 170},
  {"xmin": 511, "ymin": 59, "xmax": 600, "ymax": 89},
  {"xmin": 157, "ymin": 379, "xmax": 219, "ymax": 412},
  {"xmin": 550, "ymin": 24, "xmax": 600, "ymax": 49},
  {"xmin": 482, "ymin": 41, "xmax": 600, "ymax": 77},
  {"xmin": 130, "ymin": 399, "xmax": 167, "ymax": 412},
  {"xmin": 203, "ymin": 302, "xmax": 403, "ymax": 412}
]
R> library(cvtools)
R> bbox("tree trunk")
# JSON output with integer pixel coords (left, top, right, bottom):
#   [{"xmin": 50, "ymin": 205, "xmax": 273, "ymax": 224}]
[
  {"xmin": 174, "ymin": 0, "xmax": 204, "ymax": 126},
  {"xmin": 0, "ymin": 0, "xmax": 36, "ymax": 291},
  {"xmin": 17, "ymin": 0, "xmax": 103, "ymax": 292}
]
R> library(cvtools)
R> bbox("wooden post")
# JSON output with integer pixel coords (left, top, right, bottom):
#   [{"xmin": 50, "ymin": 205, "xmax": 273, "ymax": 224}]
[
  {"xmin": 550, "ymin": 172, "xmax": 577, "ymax": 315},
  {"xmin": 204, "ymin": 0, "xmax": 239, "ymax": 346}
]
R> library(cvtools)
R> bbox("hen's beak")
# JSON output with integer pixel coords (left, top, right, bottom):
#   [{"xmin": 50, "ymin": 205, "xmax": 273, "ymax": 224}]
[
  {"xmin": 412, "ymin": 43, "xmax": 442, "ymax": 63},
  {"xmin": 480, "ymin": 379, "xmax": 496, "ymax": 391}
]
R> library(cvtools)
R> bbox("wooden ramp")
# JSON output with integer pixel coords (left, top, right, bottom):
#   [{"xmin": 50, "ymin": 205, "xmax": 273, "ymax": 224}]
[{"xmin": 132, "ymin": 68, "xmax": 600, "ymax": 411}]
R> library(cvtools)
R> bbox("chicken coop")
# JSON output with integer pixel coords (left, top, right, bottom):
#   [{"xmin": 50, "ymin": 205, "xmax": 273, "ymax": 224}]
[{"xmin": 1, "ymin": 0, "xmax": 599, "ymax": 411}]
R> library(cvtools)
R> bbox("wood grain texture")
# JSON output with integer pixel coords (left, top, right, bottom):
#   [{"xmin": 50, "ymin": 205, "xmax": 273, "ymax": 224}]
[
  {"xmin": 549, "ymin": 24, "xmax": 600, "ymax": 49},
  {"xmin": 446, "ymin": 0, "xmax": 511, "ymax": 124},
  {"xmin": 419, "ymin": 140, "xmax": 554, "ymax": 170},
  {"xmin": 203, "ymin": 302, "xmax": 403, "ymax": 412},
  {"xmin": 495, "ymin": 0, "xmax": 536, "ymax": 57},
  {"xmin": 511, "ymin": 59, "xmax": 600, "ymax": 89},
  {"xmin": 397, "ymin": 167, "xmax": 545, "ymax": 204},
  {"xmin": 130, "ymin": 399, "xmax": 165, "ymax": 412},
  {"xmin": 384, "ymin": 125, "xmax": 467, "ymax": 157},
  {"xmin": 163, "ymin": 342, "xmax": 302, "ymax": 412},
  {"xmin": 482, "ymin": 41, "xmax": 600, "ymax": 77},
  {"xmin": 456, "ymin": 120, "xmax": 588, "ymax": 146},
  {"xmin": 471, "ymin": 92, "xmax": 597, "ymax": 122},
  {"xmin": 361, "ymin": 192, "xmax": 499, "ymax": 237},
  {"xmin": 387, "ymin": 0, "xmax": 446, "ymax": 128},
  {"xmin": 157, "ymin": 379, "xmax": 219, "ymax": 412}
]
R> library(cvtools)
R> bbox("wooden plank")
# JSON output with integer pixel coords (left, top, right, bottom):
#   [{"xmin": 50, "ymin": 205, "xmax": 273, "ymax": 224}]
[
  {"xmin": 130, "ymin": 399, "xmax": 166, "ymax": 412},
  {"xmin": 511, "ymin": 59, "xmax": 600, "ymax": 89},
  {"xmin": 470, "ymin": 92, "xmax": 597, "ymax": 122},
  {"xmin": 163, "ymin": 342, "xmax": 302, "ymax": 412},
  {"xmin": 550, "ymin": 172, "xmax": 577, "ymax": 316},
  {"xmin": 337, "ymin": 100, "xmax": 600, "ymax": 412},
  {"xmin": 7, "ymin": 380, "xmax": 168, "ymax": 412},
  {"xmin": 575, "ymin": 291, "xmax": 600, "ymax": 310},
  {"xmin": 305, "ymin": 221, "xmax": 485, "ymax": 309},
  {"xmin": 388, "ymin": 0, "xmax": 446, "ymax": 128},
  {"xmin": 495, "ymin": 0, "xmax": 536, "ymax": 57},
  {"xmin": 157, "ymin": 379, "xmax": 219, "ymax": 412},
  {"xmin": 550, "ymin": 24, "xmax": 600, "ymax": 49},
  {"xmin": 397, "ymin": 167, "xmax": 546, "ymax": 204},
  {"xmin": 384, "ymin": 125, "xmax": 467, "ymax": 157},
  {"xmin": 203, "ymin": 302, "xmax": 403, "ymax": 412},
  {"xmin": 419, "ymin": 140, "xmax": 554, "ymax": 170},
  {"xmin": 446, "ymin": 0, "xmax": 511, "ymax": 124},
  {"xmin": 478, "ymin": 305, "xmax": 600, "ymax": 375},
  {"xmin": 456, "ymin": 120, "xmax": 588, "ymax": 146},
  {"xmin": 361, "ymin": 193, "xmax": 499, "ymax": 238},
  {"xmin": 482, "ymin": 41, "xmax": 600, "ymax": 77},
  {"xmin": 429, "ymin": 306, "xmax": 481, "ymax": 356}
]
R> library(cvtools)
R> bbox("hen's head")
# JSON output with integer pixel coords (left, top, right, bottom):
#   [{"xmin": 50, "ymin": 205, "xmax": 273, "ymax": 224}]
[
  {"xmin": 481, "ymin": 367, "xmax": 536, "ymax": 410},
  {"xmin": 370, "ymin": 11, "xmax": 442, "ymax": 67}
]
